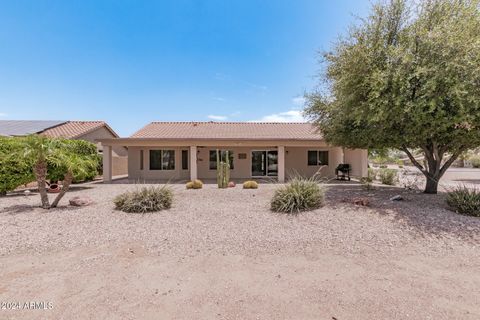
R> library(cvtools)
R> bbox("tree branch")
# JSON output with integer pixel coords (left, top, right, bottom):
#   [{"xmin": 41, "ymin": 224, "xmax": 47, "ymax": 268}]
[
  {"xmin": 401, "ymin": 146, "xmax": 428, "ymax": 176},
  {"xmin": 51, "ymin": 171, "xmax": 73, "ymax": 208},
  {"xmin": 439, "ymin": 149, "xmax": 464, "ymax": 178}
]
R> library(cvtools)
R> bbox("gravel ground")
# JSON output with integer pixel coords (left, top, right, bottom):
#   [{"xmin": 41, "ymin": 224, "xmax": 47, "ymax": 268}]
[{"xmin": 1, "ymin": 182, "xmax": 479, "ymax": 319}]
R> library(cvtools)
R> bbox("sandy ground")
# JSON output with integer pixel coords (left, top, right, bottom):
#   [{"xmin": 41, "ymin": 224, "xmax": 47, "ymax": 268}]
[{"xmin": 1, "ymin": 182, "xmax": 480, "ymax": 319}]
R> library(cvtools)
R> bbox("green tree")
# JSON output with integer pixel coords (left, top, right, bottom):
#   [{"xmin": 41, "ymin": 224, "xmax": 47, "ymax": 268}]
[
  {"xmin": 0, "ymin": 137, "xmax": 100, "ymax": 197},
  {"xmin": 305, "ymin": 0, "xmax": 480, "ymax": 193},
  {"xmin": 0, "ymin": 137, "xmax": 34, "ymax": 196},
  {"xmin": 3, "ymin": 136, "xmax": 99, "ymax": 208}
]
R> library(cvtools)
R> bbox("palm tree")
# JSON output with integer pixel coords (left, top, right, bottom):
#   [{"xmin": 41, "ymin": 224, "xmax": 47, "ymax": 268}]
[
  {"xmin": 49, "ymin": 153, "xmax": 97, "ymax": 208},
  {"xmin": 21, "ymin": 136, "xmax": 59, "ymax": 208},
  {"xmin": 18, "ymin": 135, "xmax": 98, "ymax": 209}
]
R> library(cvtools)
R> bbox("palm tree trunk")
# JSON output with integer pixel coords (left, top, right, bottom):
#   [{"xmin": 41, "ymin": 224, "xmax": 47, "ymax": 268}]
[
  {"xmin": 51, "ymin": 171, "xmax": 73, "ymax": 208},
  {"xmin": 34, "ymin": 159, "xmax": 50, "ymax": 209}
]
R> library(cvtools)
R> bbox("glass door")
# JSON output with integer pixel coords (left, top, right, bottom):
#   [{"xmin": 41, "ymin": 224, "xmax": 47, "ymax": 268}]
[
  {"xmin": 251, "ymin": 151, "xmax": 278, "ymax": 177},
  {"xmin": 267, "ymin": 151, "xmax": 278, "ymax": 176},
  {"xmin": 251, "ymin": 151, "xmax": 266, "ymax": 176}
]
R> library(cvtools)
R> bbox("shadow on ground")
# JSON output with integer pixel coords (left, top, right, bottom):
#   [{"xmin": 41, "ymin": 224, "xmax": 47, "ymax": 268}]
[
  {"xmin": 326, "ymin": 184, "xmax": 480, "ymax": 242},
  {"xmin": 0, "ymin": 204, "xmax": 82, "ymax": 215}
]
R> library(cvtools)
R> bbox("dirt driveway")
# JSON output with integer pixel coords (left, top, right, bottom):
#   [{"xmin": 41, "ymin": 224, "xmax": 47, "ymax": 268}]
[{"xmin": 1, "ymin": 183, "xmax": 479, "ymax": 319}]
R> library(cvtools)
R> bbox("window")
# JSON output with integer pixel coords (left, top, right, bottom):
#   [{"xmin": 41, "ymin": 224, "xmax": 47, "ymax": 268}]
[
  {"xmin": 307, "ymin": 150, "xmax": 329, "ymax": 166},
  {"xmin": 209, "ymin": 150, "xmax": 234, "ymax": 170},
  {"xmin": 140, "ymin": 150, "xmax": 144, "ymax": 170},
  {"xmin": 150, "ymin": 150, "xmax": 175, "ymax": 170},
  {"xmin": 182, "ymin": 150, "xmax": 188, "ymax": 170}
]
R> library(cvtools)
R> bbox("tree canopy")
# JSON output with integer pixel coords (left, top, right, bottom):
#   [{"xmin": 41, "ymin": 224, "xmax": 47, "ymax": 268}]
[
  {"xmin": 0, "ymin": 136, "xmax": 100, "ymax": 206},
  {"xmin": 305, "ymin": 0, "xmax": 480, "ymax": 193}
]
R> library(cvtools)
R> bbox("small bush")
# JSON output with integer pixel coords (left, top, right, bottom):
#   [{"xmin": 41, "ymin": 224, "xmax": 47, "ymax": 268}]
[
  {"xmin": 186, "ymin": 179, "xmax": 203, "ymax": 189},
  {"xmin": 243, "ymin": 180, "xmax": 259, "ymax": 189},
  {"xmin": 470, "ymin": 156, "xmax": 480, "ymax": 168},
  {"xmin": 360, "ymin": 168, "xmax": 377, "ymax": 190},
  {"xmin": 378, "ymin": 168, "xmax": 398, "ymax": 185},
  {"xmin": 270, "ymin": 177, "xmax": 325, "ymax": 214},
  {"xmin": 446, "ymin": 186, "xmax": 480, "ymax": 217},
  {"xmin": 114, "ymin": 186, "xmax": 173, "ymax": 213}
]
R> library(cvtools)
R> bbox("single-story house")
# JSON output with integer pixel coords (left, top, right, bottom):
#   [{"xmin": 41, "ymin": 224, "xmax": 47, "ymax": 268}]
[
  {"xmin": 0, "ymin": 120, "xmax": 128, "ymax": 176},
  {"xmin": 98, "ymin": 121, "xmax": 367, "ymax": 183}
]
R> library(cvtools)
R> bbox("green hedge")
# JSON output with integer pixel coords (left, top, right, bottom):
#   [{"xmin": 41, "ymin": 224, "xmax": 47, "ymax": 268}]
[
  {"xmin": 0, "ymin": 137, "xmax": 35, "ymax": 195},
  {"xmin": 0, "ymin": 137, "xmax": 100, "ymax": 195}
]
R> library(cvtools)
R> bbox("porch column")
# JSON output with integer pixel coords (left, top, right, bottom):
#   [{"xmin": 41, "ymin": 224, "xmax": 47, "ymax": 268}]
[
  {"xmin": 103, "ymin": 145, "xmax": 112, "ymax": 183},
  {"xmin": 278, "ymin": 145, "xmax": 285, "ymax": 183},
  {"xmin": 190, "ymin": 146, "xmax": 197, "ymax": 181}
]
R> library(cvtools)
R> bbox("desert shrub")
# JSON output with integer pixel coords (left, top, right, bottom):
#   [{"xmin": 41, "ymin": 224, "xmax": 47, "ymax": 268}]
[
  {"xmin": 360, "ymin": 168, "xmax": 377, "ymax": 189},
  {"xmin": 470, "ymin": 156, "xmax": 480, "ymax": 168},
  {"xmin": 378, "ymin": 168, "xmax": 398, "ymax": 185},
  {"xmin": 114, "ymin": 186, "xmax": 173, "ymax": 213},
  {"xmin": 270, "ymin": 177, "xmax": 325, "ymax": 213},
  {"xmin": 186, "ymin": 179, "xmax": 203, "ymax": 189},
  {"xmin": 243, "ymin": 180, "xmax": 259, "ymax": 189},
  {"xmin": 446, "ymin": 186, "xmax": 480, "ymax": 217}
]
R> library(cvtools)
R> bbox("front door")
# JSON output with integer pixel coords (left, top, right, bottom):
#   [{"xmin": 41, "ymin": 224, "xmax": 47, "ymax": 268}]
[{"xmin": 251, "ymin": 151, "xmax": 278, "ymax": 177}]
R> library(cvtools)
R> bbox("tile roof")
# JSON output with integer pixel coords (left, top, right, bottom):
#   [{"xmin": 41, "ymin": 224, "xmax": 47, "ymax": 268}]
[
  {"xmin": 0, "ymin": 120, "xmax": 66, "ymax": 136},
  {"xmin": 41, "ymin": 121, "xmax": 117, "ymax": 138},
  {"xmin": 130, "ymin": 122, "xmax": 323, "ymax": 140}
]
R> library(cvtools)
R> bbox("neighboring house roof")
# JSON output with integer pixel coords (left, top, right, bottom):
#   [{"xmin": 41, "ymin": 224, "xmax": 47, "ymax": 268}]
[
  {"xmin": 0, "ymin": 120, "xmax": 66, "ymax": 136},
  {"xmin": 41, "ymin": 121, "xmax": 119, "ymax": 139},
  {"xmin": 130, "ymin": 122, "xmax": 323, "ymax": 141},
  {"xmin": 0, "ymin": 120, "xmax": 119, "ymax": 139}
]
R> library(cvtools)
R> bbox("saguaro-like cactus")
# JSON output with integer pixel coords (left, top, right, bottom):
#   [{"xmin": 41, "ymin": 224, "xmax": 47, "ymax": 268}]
[{"xmin": 216, "ymin": 149, "xmax": 230, "ymax": 188}]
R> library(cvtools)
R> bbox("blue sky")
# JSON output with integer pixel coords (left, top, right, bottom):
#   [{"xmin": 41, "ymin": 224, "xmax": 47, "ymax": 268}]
[{"xmin": 0, "ymin": 0, "xmax": 370, "ymax": 136}]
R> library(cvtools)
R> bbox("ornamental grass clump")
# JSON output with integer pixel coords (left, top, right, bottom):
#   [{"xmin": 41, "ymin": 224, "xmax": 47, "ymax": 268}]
[
  {"xmin": 270, "ymin": 177, "xmax": 325, "ymax": 214},
  {"xmin": 114, "ymin": 186, "xmax": 173, "ymax": 213},
  {"xmin": 446, "ymin": 186, "xmax": 480, "ymax": 217}
]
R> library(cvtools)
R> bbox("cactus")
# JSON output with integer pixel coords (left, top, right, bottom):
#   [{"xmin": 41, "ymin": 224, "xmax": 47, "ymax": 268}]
[{"xmin": 216, "ymin": 149, "xmax": 230, "ymax": 188}]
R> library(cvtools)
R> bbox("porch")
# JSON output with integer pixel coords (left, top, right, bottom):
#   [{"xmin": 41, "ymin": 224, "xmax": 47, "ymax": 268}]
[{"xmin": 100, "ymin": 139, "xmax": 368, "ymax": 183}]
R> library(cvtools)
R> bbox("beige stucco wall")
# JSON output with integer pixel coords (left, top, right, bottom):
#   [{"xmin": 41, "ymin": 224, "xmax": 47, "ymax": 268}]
[
  {"xmin": 344, "ymin": 149, "xmax": 368, "ymax": 177},
  {"xmin": 128, "ymin": 147, "xmax": 190, "ymax": 181},
  {"xmin": 78, "ymin": 127, "xmax": 128, "ymax": 176},
  {"xmin": 197, "ymin": 147, "xmax": 271, "ymax": 180},
  {"xmin": 78, "ymin": 127, "xmax": 127, "ymax": 157},
  {"xmin": 127, "ymin": 145, "xmax": 351, "ymax": 181},
  {"xmin": 112, "ymin": 156, "xmax": 128, "ymax": 176},
  {"xmin": 285, "ymin": 146, "xmax": 344, "ymax": 179}
]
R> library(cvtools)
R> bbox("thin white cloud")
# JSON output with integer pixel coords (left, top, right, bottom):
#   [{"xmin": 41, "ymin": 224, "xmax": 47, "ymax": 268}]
[
  {"xmin": 213, "ymin": 97, "xmax": 226, "ymax": 102},
  {"xmin": 207, "ymin": 114, "xmax": 228, "ymax": 121},
  {"xmin": 0, "ymin": 113, "xmax": 7, "ymax": 117},
  {"xmin": 292, "ymin": 96, "xmax": 306, "ymax": 106},
  {"xmin": 250, "ymin": 110, "xmax": 306, "ymax": 123}
]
